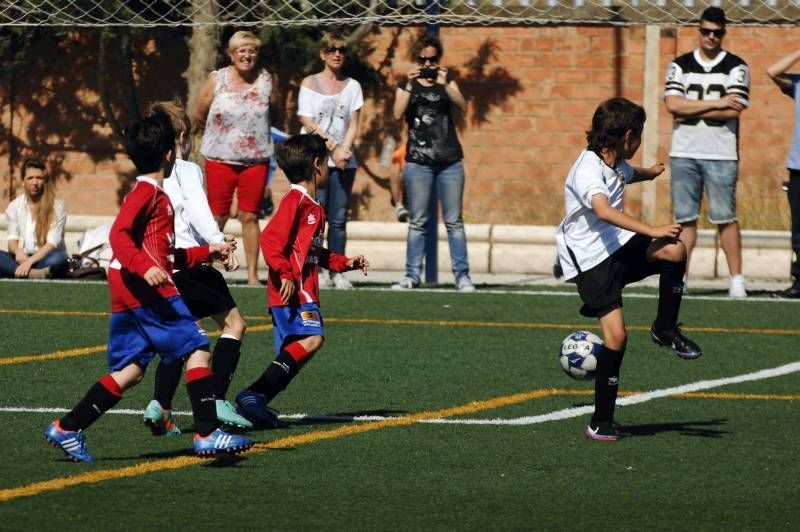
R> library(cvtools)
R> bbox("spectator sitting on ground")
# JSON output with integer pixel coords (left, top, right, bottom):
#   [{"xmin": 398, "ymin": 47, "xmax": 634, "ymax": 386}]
[
  {"xmin": 1, "ymin": 157, "xmax": 69, "ymax": 279},
  {"xmin": 390, "ymin": 143, "xmax": 410, "ymax": 222}
]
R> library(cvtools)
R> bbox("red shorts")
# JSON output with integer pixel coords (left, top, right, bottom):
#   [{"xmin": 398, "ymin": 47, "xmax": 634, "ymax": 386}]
[{"xmin": 205, "ymin": 160, "xmax": 269, "ymax": 215}]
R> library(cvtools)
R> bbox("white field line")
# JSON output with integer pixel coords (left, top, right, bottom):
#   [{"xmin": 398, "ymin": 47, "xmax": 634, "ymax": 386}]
[{"xmin": 4, "ymin": 361, "xmax": 798, "ymax": 425}]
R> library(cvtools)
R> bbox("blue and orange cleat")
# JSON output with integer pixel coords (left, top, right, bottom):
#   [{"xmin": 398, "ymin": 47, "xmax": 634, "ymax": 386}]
[
  {"xmin": 44, "ymin": 420, "xmax": 94, "ymax": 463},
  {"xmin": 193, "ymin": 428, "xmax": 254, "ymax": 457}
]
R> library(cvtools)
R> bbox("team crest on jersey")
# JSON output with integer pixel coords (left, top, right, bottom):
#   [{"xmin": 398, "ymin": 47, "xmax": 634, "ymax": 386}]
[
  {"xmin": 300, "ymin": 310, "xmax": 321, "ymax": 327},
  {"xmin": 307, "ymin": 213, "xmax": 317, "ymax": 225}
]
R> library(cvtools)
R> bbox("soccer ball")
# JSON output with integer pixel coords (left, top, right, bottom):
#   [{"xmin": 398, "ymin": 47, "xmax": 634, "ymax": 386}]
[{"xmin": 559, "ymin": 330, "xmax": 603, "ymax": 380}]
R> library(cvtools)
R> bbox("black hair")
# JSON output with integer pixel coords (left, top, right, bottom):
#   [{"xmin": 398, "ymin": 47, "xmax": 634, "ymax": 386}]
[
  {"xmin": 585, "ymin": 98, "xmax": 646, "ymax": 155},
  {"xmin": 123, "ymin": 111, "xmax": 176, "ymax": 174},
  {"xmin": 700, "ymin": 6, "xmax": 727, "ymax": 27},
  {"xmin": 275, "ymin": 134, "xmax": 328, "ymax": 184},
  {"xmin": 21, "ymin": 157, "xmax": 46, "ymax": 177},
  {"xmin": 412, "ymin": 33, "xmax": 444, "ymax": 59}
]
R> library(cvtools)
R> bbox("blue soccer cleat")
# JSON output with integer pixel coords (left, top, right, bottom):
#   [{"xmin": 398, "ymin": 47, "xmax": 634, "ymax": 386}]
[
  {"xmin": 193, "ymin": 428, "xmax": 254, "ymax": 457},
  {"xmin": 235, "ymin": 390, "xmax": 285, "ymax": 429},
  {"xmin": 44, "ymin": 420, "xmax": 94, "ymax": 463}
]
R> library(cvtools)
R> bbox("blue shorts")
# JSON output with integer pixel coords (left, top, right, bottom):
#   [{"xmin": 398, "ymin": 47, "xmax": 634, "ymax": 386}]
[
  {"xmin": 270, "ymin": 303, "xmax": 324, "ymax": 356},
  {"xmin": 107, "ymin": 296, "xmax": 210, "ymax": 372},
  {"xmin": 670, "ymin": 157, "xmax": 739, "ymax": 224}
]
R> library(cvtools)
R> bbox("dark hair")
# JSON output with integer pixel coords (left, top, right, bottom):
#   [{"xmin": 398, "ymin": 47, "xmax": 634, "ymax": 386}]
[
  {"xmin": 586, "ymin": 98, "xmax": 646, "ymax": 154},
  {"xmin": 123, "ymin": 111, "xmax": 176, "ymax": 173},
  {"xmin": 412, "ymin": 34, "xmax": 443, "ymax": 59},
  {"xmin": 275, "ymin": 134, "xmax": 328, "ymax": 184},
  {"xmin": 700, "ymin": 6, "xmax": 727, "ymax": 27},
  {"xmin": 21, "ymin": 157, "xmax": 46, "ymax": 177}
]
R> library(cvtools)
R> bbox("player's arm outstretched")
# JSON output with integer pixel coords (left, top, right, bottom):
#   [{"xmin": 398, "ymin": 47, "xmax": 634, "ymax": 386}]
[
  {"xmin": 629, "ymin": 162, "xmax": 665, "ymax": 183},
  {"xmin": 591, "ymin": 193, "xmax": 682, "ymax": 241}
]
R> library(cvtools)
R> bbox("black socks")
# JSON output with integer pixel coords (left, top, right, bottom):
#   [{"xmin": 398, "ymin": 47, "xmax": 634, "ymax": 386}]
[
  {"xmin": 61, "ymin": 379, "xmax": 122, "ymax": 432},
  {"xmin": 154, "ymin": 359, "xmax": 184, "ymax": 411},
  {"xmin": 591, "ymin": 346, "xmax": 625, "ymax": 425},
  {"xmin": 247, "ymin": 351, "xmax": 300, "ymax": 404},
  {"xmin": 211, "ymin": 337, "xmax": 242, "ymax": 400},
  {"xmin": 654, "ymin": 259, "xmax": 686, "ymax": 333}
]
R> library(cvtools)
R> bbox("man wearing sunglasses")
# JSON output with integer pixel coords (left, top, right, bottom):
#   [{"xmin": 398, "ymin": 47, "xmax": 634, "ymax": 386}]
[{"xmin": 664, "ymin": 6, "xmax": 750, "ymax": 298}]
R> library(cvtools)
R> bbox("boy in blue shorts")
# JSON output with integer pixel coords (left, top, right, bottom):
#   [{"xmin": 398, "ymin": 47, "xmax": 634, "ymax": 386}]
[
  {"xmin": 234, "ymin": 134, "xmax": 369, "ymax": 427},
  {"xmin": 556, "ymin": 98, "xmax": 702, "ymax": 441},
  {"xmin": 43, "ymin": 112, "xmax": 253, "ymax": 462}
]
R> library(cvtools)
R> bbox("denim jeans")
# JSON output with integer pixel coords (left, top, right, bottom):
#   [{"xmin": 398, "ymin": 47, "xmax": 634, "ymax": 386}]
[
  {"xmin": 316, "ymin": 167, "xmax": 355, "ymax": 255},
  {"xmin": 670, "ymin": 157, "xmax": 739, "ymax": 224},
  {"xmin": 0, "ymin": 249, "xmax": 69, "ymax": 278},
  {"xmin": 403, "ymin": 161, "xmax": 470, "ymax": 283}
]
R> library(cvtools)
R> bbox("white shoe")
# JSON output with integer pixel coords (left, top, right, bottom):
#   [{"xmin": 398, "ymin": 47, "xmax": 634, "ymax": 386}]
[
  {"xmin": 391, "ymin": 277, "xmax": 418, "ymax": 290},
  {"xmin": 331, "ymin": 272, "xmax": 353, "ymax": 289},
  {"xmin": 729, "ymin": 274, "xmax": 747, "ymax": 298},
  {"xmin": 456, "ymin": 276, "xmax": 476, "ymax": 292},
  {"xmin": 395, "ymin": 204, "xmax": 410, "ymax": 222}
]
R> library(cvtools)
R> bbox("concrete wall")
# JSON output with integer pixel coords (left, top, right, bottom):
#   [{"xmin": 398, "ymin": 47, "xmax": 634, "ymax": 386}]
[{"xmin": 0, "ymin": 214, "xmax": 792, "ymax": 282}]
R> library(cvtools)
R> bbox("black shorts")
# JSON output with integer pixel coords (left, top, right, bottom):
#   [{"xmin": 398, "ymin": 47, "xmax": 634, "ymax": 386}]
[
  {"xmin": 173, "ymin": 264, "xmax": 237, "ymax": 319},
  {"xmin": 574, "ymin": 234, "xmax": 660, "ymax": 318}
]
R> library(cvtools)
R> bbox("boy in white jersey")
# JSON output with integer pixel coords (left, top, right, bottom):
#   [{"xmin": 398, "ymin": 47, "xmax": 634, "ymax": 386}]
[
  {"xmin": 664, "ymin": 6, "xmax": 750, "ymax": 297},
  {"xmin": 556, "ymin": 98, "xmax": 702, "ymax": 441},
  {"xmin": 140, "ymin": 100, "xmax": 252, "ymax": 435}
]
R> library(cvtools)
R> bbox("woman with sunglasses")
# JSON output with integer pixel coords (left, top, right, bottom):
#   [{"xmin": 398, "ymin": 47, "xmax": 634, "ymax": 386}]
[
  {"xmin": 298, "ymin": 32, "xmax": 364, "ymax": 289},
  {"xmin": 391, "ymin": 34, "xmax": 474, "ymax": 292}
]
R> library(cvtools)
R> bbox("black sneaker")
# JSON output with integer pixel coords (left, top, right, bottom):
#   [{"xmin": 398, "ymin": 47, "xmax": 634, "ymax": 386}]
[
  {"xmin": 771, "ymin": 286, "xmax": 800, "ymax": 299},
  {"xmin": 651, "ymin": 323, "xmax": 702, "ymax": 360},
  {"xmin": 585, "ymin": 422, "xmax": 620, "ymax": 441}
]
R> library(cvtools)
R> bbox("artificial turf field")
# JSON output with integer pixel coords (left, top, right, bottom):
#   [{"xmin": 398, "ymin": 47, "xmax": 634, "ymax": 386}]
[{"xmin": 0, "ymin": 279, "xmax": 798, "ymax": 530}]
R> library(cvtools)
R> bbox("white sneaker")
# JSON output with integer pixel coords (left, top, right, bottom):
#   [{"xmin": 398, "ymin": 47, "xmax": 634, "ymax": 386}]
[
  {"xmin": 729, "ymin": 274, "xmax": 747, "ymax": 298},
  {"xmin": 456, "ymin": 276, "xmax": 476, "ymax": 293},
  {"xmin": 391, "ymin": 277, "xmax": 418, "ymax": 290},
  {"xmin": 331, "ymin": 272, "xmax": 353, "ymax": 289}
]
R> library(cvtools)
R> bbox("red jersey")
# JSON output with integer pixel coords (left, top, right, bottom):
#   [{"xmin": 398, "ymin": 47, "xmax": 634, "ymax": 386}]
[
  {"xmin": 260, "ymin": 184, "xmax": 349, "ymax": 308},
  {"xmin": 107, "ymin": 177, "xmax": 210, "ymax": 312}
]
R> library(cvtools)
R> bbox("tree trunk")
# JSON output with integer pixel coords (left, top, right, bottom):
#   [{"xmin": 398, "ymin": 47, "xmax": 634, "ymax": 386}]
[{"xmin": 184, "ymin": 1, "xmax": 218, "ymax": 116}]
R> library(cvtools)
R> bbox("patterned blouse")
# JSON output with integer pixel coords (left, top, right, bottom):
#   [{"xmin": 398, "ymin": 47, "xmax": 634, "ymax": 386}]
[{"xmin": 199, "ymin": 66, "xmax": 274, "ymax": 166}]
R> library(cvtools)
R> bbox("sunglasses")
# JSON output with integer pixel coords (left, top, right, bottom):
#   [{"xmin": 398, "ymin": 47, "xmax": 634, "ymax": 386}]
[
  {"xmin": 416, "ymin": 55, "xmax": 440, "ymax": 65},
  {"xmin": 325, "ymin": 46, "xmax": 347, "ymax": 55},
  {"xmin": 699, "ymin": 27, "xmax": 726, "ymax": 38}
]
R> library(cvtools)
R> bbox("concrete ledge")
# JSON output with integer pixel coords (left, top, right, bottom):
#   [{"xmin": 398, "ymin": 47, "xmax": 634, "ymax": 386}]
[{"xmin": 0, "ymin": 214, "xmax": 793, "ymax": 282}]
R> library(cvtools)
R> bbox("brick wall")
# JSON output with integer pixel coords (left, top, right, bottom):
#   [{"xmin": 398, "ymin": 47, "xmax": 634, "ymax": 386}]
[{"xmin": 1, "ymin": 25, "xmax": 797, "ymax": 230}]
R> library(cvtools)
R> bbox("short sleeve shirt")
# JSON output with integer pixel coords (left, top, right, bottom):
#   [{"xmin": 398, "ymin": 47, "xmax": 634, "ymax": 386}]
[
  {"xmin": 555, "ymin": 150, "xmax": 636, "ymax": 281},
  {"xmin": 298, "ymin": 78, "xmax": 364, "ymax": 169},
  {"xmin": 664, "ymin": 49, "xmax": 750, "ymax": 161}
]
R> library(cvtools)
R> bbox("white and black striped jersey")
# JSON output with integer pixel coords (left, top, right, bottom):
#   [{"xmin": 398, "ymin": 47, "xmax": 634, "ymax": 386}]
[{"xmin": 664, "ymin": 49, "xmax": 750, "ymax": 161}]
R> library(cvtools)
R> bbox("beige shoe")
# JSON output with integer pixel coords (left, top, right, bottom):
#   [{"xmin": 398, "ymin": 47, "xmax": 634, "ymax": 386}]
[{"xmin": 28, "ymin": 267, "xmax": 51, "ymax": 280}]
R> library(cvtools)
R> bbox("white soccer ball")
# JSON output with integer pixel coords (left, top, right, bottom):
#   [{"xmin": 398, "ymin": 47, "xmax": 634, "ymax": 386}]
[{"xmin": 559, "ymin": 330, "xmax": 603, "ymax": 380}]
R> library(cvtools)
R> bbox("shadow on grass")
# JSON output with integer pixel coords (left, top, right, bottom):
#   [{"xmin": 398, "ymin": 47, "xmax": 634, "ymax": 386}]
[{"xmin": 619, "ymin": 418, "xmax": 728, "ymax": 439}]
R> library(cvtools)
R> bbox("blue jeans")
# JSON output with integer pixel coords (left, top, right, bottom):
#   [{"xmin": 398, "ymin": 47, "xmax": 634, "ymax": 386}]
[
  {"xmin": 403, "ymin": 161, "xmax": 470, "ymax": 283},
  {"xmin": 0, "ymin": 249, "xmax": 69, "ymax": 278},
  {"xmin": 316, "ymin": 167, "xmax": 355, "ymax": 255},
  {"xmin": 671, "ymin": 158, "xmax": 739, "ymax": 224}
]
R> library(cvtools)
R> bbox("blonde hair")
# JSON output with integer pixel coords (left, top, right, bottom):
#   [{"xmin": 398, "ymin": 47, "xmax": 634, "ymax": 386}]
[
  {"xmin": 228, "ymin": 31, "xmax": 261, "ymax": 52},
  {"xmin": 148, "ymin": 99, "xmax": 190, "ymax": 137},
  {"xmin": 319, "ymin": 32, "xmax": 346, "ymax": 52},
  {"xmin": 21, "ymin": 158, "xmax": 56, "ymax": 247}
]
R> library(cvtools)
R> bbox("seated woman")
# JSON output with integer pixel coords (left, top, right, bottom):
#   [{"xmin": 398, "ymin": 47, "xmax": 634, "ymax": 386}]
[{"xmin": 1, "ymin": 157, "xmax": 68, "ymax": 279}]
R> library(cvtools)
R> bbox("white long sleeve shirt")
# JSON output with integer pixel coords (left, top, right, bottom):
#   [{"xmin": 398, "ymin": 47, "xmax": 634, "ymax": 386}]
[
  {"xmin": 4, "ymin": 195, "xmax": 67, "ymax": 254},
  {"xmin": 163, "ymin": 159, "xmax": 224, "ymax": 249}
]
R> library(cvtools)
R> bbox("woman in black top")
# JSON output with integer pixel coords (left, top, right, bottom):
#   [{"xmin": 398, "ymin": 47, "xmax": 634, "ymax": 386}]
[{"xmin": 391, "ymin": 34, "xmax": 474, "ymax": 292}]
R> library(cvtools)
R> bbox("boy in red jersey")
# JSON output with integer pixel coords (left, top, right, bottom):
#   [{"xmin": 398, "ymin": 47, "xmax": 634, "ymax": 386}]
[
  {"xmin": 44, "ymin": 112, "xmax": 253, "ymax": 462},
  {"xmin": 234, "ymin": 134, "xmax": 369, "ymax": 427}
]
